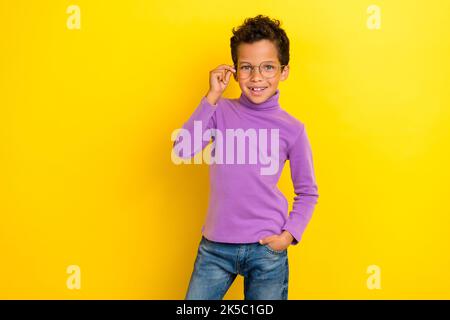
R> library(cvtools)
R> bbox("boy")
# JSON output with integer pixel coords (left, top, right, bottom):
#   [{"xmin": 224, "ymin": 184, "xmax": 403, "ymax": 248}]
[{"xmin": 173, "ymin": 15, "xmax": 319, "ymax": 300}]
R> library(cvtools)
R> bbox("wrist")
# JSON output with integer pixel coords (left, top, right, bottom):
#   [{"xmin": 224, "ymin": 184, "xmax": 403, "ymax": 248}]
[
  {"xmin": 205, "ymin": 91, "xmax": 221, "ymax": 106},
  {"xmin": 281, "ymin": 230, "xmax": 294, "ymax": 243}
]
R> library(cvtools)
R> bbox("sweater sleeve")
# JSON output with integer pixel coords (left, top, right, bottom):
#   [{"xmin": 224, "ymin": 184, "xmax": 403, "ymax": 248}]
[
  {"xmin": 172, "ymin": 96, "xmax": 219, "ymax": 159},
  {"xmin": 282, "ymin": 124, "xmax": 319, "ymax": 245}
]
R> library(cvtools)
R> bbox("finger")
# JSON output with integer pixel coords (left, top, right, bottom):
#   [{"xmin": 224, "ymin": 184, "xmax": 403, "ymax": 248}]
[
  {"xmin": 214, "ymin": 71, "xmax": 223, "ymax": 83},
  {"xmin": 216, "ymin": 64, "xmax": 236, "ymax": 71},
  {"xmin": 212, "ymin": 68, "xmax": 234, "ymax": 77},
  {"xmin": 222, "ymin": 70, "xmax": 231, "ymax": 84},
  {"xmin": 216, "ymin": 65, "xmax": 236, "ymax": 73},
  {"xmin": 221, "ymin": 70, "xmax": 228, "ymax": 84},
  {"xmin": 225, "ymin": 70, "xmax": 231, "ymax": 83},
  {"xmin": 211, "ymin": 69, "xmax": 226, "ymax": 81},
  {"xmin": 221, "ymin": 69, "xmax": 226, "ymax": 83}
]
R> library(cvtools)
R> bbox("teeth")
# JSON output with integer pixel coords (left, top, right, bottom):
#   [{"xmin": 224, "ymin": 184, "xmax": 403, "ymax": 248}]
[{"xmin": 250, "ymin": 87, "xmax": 266, "ymax": 91}]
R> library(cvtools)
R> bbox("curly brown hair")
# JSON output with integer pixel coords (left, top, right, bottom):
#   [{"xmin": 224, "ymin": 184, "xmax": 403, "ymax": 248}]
[{"xmin": 230, "ymin": 15, "xmax": 290, "ymax": 72}]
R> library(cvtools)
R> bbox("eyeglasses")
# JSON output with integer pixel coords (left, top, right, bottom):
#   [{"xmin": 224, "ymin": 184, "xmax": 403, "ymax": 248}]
[{"xmin": 235, "ymin": 61, "xmax": 286, "ymax": 79}]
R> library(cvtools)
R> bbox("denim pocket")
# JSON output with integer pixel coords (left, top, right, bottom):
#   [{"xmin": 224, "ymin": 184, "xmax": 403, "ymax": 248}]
[{"xmin": 263, "ymin": 243, "xmax": 287, "ymax": 255}]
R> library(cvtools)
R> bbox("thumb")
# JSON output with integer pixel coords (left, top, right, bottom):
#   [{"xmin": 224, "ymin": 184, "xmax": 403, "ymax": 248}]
[{"xmin": 259, "ymin": 235, "xmax": 277, "ymax": 244}]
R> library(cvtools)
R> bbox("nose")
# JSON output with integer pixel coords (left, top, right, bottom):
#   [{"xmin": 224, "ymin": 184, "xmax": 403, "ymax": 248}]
[{"xmin": 250, "ymin": 67, "xmax": 264, "ymax": 81}]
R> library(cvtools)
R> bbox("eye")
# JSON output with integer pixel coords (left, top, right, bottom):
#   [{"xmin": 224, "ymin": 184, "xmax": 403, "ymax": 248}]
[
  {"xmin": 263, "ymin": 65, "xmax": 275, "ymax": 70},
  {"xmin": 240, "ymin": 65, "xmax": 251, "ymax": 70}
]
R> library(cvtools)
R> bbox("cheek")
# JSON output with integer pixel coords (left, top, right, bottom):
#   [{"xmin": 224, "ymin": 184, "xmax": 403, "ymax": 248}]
[
  {"xmin": 264, "ymin": 80, "xmax": 275, "ymax": 88},
  {"xmin": 238, "ymin": 80, "xmax": 248, "ymax": 89},
  {"xmin": 268, "ymin": 78, "xmax": 280, "ymax": 86}
]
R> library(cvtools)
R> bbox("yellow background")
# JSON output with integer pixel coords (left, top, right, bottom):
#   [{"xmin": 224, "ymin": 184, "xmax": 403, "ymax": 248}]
[{"xmin": 1, "ymin": 0, "xmax": 449, "ymax": 299}]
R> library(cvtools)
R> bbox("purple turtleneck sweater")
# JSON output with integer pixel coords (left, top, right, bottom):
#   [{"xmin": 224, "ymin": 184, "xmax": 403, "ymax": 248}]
[{"xmin": 173, "ymin": 89, "xmax": 319, "ymax": 246}]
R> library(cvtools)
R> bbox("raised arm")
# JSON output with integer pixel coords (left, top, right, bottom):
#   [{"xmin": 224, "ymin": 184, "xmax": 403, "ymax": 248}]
[{"xmin": 172, "ymin": 64, "xmax": 236, "ymax": 159}]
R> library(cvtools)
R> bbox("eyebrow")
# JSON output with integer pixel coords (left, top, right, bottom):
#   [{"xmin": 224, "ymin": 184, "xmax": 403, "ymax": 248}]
[{"xmin": 239, "ymin": 60, "xmax": 277, "ymax": 64}]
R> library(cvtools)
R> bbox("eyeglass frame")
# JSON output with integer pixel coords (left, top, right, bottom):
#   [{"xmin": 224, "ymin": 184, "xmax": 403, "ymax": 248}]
[{"xmin": 234, "ymin": 61, "xmax": 287, "ymax": 79}]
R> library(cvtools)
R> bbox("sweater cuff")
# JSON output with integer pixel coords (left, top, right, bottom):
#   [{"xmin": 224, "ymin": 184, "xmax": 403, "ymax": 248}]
[
  {"xmin": 282, "ymin": 225, "xmax": 301, "ymax": 246},
  {"xmin": 201, "ymin": 95, "xmax": 219, "ymax": 108}
]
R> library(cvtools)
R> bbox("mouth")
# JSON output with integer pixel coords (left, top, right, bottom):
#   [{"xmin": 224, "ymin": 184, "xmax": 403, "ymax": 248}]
[{"xmin": 248, "ymin": 86, "xmax": 268, "ymax": 96}]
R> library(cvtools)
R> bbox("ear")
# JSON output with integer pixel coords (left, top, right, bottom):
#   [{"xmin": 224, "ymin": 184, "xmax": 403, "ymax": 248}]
[{"xmin": 280, "ymin": 64, "xmax": 290, "ymax": 81}]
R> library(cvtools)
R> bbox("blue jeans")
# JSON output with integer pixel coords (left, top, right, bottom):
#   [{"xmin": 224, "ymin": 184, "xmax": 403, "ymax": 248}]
[{"xmin": 185, "ymin": 235, "xmax": 289, "ymax": 300}]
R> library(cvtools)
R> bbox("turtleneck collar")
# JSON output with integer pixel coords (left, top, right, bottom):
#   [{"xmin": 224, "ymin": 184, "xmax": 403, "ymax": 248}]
[{"xmin": 238, "ymin": 88, "xmax": 281, "ymax": 111}]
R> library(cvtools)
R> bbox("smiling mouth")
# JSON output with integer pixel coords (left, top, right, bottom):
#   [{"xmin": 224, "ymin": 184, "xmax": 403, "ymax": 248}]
[
  {"xmin": 248, "ymin": 86, "xmax": 268, "ymax": 97},
  {"xmin": 248, "ymin": 87, "xmax": 268, "ymax": 92}
]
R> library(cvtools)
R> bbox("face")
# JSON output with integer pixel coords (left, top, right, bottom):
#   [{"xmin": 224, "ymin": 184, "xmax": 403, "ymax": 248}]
[{"xmin": 234, "ymin": 39, "xmax": 289, "ymax": 104}]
